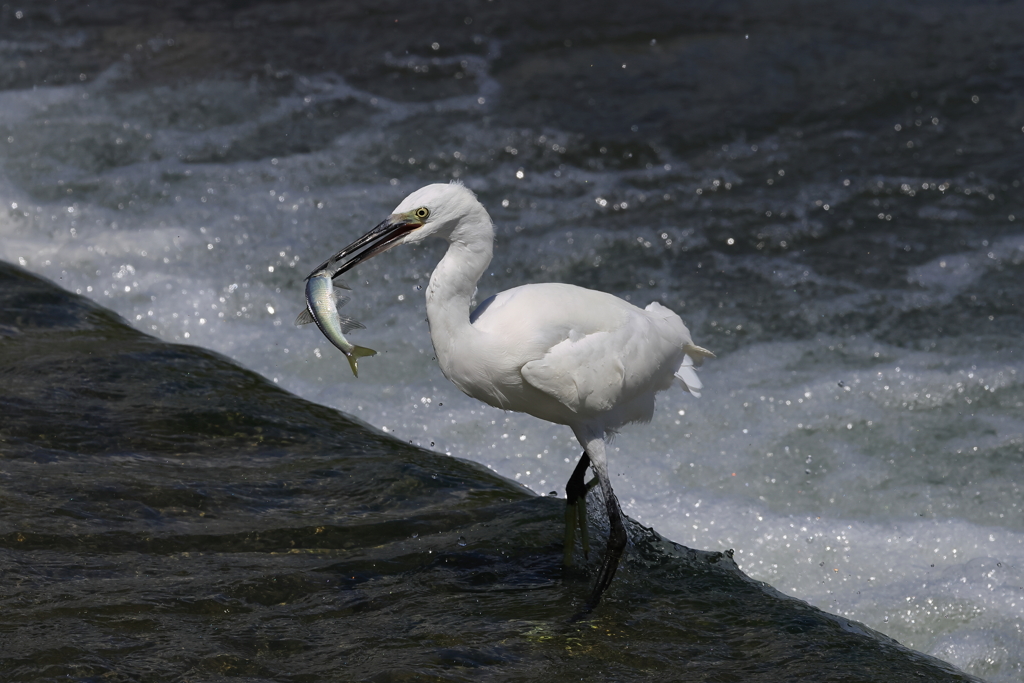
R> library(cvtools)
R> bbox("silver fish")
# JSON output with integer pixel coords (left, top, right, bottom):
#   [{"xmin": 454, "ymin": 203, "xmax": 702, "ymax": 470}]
[{"xmin": 296, "ymin": 271, "xmax": 376, "ymax": 377}]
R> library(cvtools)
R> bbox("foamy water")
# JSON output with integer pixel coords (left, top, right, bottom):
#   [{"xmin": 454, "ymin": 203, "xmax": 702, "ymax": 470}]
[{"xmin": 2, "ymin": 15, "xmax": 1022, "ymax": 680}]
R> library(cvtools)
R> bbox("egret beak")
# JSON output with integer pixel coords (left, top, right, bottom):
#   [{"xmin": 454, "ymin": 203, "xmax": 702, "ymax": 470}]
[{"xmin": 307, "ymin": 212, "xmax": 424, "ymax": 280}]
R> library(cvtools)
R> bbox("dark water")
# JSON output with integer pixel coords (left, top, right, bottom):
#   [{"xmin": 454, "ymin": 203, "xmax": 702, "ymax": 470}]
[
  {"xmin": 0, "ymin": 262, "xmax": 978, "ymax": 681},
  {"xmin": 2, "ymin": 0, "xmax": 1023, "ymax": 679}
]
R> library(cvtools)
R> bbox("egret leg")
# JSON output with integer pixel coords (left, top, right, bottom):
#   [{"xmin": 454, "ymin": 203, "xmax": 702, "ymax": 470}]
[
  {"xmin": 564, "ymin": 452, "xmax": 590, "ymax": 566},
  {"xmin": 574, "ymin": 430, "xmax": 627, "ymax": 611},
  {"xmin": 578, "ymin": 476, "xmax": 599, "ymax": 557}
]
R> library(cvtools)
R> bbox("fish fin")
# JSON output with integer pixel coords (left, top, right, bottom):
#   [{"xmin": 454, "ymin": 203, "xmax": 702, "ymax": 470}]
[
  {"xmin": 334, "ymin": 293, "xmax": 350, "ymax": 308},
  {"xmin": 345, "ymin": 346, "xmax": 377, "ymax": 378},
  {"xmin": 337, "ymin": 316, "xmax": 365, "ymax": 333},
  {"xmin": 334, "ymin": 279, "xmax": 352, "ymax": 290},
  {"xmin": 682, "ymin": 343, "xmax": 716, "ymax": 367},
  {"xmin": 295, "ymin": 308, "xmax": 315, "ymax": 326}
]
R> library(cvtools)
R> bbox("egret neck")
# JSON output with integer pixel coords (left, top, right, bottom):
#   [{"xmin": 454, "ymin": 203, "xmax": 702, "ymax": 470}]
[{"xmin": 425, "ymin": 215, "xmax": 494, "ymax": 384}]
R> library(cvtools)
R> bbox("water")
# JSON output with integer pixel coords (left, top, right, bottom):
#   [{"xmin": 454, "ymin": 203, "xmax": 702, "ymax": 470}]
[
  {"xmin": 2, "ymin": 0, "xmax": 1022, "ymax": 679},
  {"xmin": 0, "ymin": 261, "xmax": 980, "ymax": 682}
]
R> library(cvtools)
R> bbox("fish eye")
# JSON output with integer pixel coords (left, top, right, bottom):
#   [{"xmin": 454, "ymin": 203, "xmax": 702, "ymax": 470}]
[{"xmin": 414, "ymin": 207, "xmax": 430, "ymax": 220}]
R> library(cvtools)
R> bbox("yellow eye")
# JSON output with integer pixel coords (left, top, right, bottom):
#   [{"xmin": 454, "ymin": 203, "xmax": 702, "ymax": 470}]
[{"xmin": 414, "ymin": 207, "xmax": 430, "ymax": 220}]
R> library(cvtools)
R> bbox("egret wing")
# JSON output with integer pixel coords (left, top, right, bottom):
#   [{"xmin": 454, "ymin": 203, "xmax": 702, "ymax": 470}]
[{"xmin": 521, "ymin": 330, "xmax": 627, "ymax": 414}]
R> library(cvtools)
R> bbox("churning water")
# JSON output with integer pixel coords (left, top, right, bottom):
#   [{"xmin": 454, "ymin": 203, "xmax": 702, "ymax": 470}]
[{"xmin": 1, "ymin": 1, "xmax": 1022, "ymax": 679}]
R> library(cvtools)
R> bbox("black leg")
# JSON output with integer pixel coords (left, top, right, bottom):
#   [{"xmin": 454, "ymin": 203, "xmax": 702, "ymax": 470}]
[
  {"xmin": 565, "ymin": 451, "xmax": 590, "ymax": 505},
  {"xmin": 566, "ymin": 431, "xmax": 627, "ymax": 617},
  {"xmin": 563, "ymin": 452, "xmax": 590, "ymax": 565},
  {"xmin": 582, "ymin": 457, "xmax": 626, "ymax": 612},
  {"xmin": 586, "ymin": 481, "xmax": 626, "ymax": 609}
]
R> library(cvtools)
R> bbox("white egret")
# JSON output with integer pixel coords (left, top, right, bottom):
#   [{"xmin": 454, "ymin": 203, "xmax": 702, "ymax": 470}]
[{"xmin": 308, "ymin": 182, "xmax": 713, "ymax": 609}]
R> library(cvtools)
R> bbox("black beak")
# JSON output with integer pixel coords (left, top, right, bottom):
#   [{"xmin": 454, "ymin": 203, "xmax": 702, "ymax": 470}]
[{"xmin": 307, "ymin": 215, "xmax": 422, "ymax": 281}]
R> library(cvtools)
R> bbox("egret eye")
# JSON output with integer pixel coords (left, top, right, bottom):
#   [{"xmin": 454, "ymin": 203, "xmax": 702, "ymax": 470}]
[{"xmin": 414, "ymin": 207, "xmax": 430, "ymax": 220}]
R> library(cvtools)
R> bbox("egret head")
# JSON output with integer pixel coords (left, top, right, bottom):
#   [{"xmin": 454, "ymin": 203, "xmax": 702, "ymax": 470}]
[
  {"xmin": 307, "ymin": 182, "xmax": 491, "ymax": 280},
  {"xmin": 392, "ymin": 182, "xmax": 489, "ymax": 244}
]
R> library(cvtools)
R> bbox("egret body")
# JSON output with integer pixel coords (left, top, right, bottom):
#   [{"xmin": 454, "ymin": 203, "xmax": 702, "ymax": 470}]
[{"xmin": 309, "ymin": 182, "xmax": 712, "ymax": 609}]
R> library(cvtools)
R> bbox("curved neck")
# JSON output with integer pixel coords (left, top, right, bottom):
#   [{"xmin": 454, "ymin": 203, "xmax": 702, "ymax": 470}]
[{"xmin": 425, "ymin": 230, "xmax": 493, "ymax": 364}]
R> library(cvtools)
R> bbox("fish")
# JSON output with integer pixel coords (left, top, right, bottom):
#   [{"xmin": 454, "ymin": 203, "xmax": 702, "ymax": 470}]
[{"xmin": 296, "ymin": 271, "xmax": 376, "ymax": 377}]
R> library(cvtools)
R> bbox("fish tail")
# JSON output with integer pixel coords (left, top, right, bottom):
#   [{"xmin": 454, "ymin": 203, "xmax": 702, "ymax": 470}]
[{"xmin": 345, "ymin": 345, "xmax": 377, "ymax": 378}]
